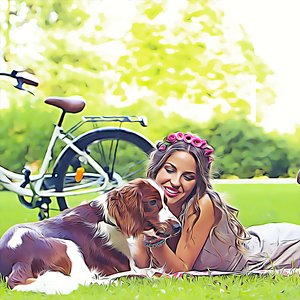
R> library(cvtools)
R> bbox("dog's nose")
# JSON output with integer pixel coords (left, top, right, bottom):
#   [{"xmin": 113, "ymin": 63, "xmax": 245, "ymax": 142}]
[{"xmin": 172, "ymin": 223, "xmax": 182, "ymax": 234}]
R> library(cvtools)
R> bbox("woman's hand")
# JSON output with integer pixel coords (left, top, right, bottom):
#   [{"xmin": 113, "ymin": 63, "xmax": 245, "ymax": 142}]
[{"xmin": 143, "ymin": 234, "xmax": 166, "ymax": 248}]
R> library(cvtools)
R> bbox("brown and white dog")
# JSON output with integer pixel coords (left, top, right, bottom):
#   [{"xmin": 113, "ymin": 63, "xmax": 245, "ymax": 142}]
[{"xmin": 0, "ymin": 178, "xmax": 181, "ymax": 294}]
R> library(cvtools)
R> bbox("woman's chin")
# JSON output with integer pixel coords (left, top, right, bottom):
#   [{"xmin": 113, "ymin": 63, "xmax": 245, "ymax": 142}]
[{"xmin": 166, "ymin": 195, "xmax": 183, "ymax": 205}]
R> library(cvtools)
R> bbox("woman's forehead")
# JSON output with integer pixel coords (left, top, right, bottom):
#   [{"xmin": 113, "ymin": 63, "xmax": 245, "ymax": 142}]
[{"xmin": 165, "ymin": 151, "xmax": 196, "ymax": 173}]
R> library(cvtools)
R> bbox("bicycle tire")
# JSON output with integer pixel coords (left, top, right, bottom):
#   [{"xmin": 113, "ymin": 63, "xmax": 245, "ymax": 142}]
[{"xmin": 50, "ymin": 127, "xmax": 155, "ymax": 210}]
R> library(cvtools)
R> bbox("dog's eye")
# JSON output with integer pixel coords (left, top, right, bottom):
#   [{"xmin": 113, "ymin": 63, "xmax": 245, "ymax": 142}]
[{"xmin": 149, "ymin": 200, "xmax": 156, "ymax": 206}]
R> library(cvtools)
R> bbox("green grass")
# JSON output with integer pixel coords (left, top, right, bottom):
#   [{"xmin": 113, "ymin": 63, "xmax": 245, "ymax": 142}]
[
  {"xmin": 1, "ymin": 184, "xmax": 300, "ymax": 299},
  {"xmin": 214, "ymin": 183, "xmax": 300, "ymax": 227},
  {"xmin": 1, "ymin": 274, "xmax": 300, "ymax": 300},
  {"xmin": 0, "ymin": 191, "xmax": 97, "ymax": 235}
]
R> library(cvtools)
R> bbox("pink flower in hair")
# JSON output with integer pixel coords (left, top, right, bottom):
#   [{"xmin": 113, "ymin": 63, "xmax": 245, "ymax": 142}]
[
  {"xmin": 200, "ymin": 139, "xmax": 207, "ymax": 149},
  {"xmin": 183, "ymin": 133, "xmax": 193, "ymax": 143},
  {"xmin": 204, "ymin": 148, "xmax": 214, "ymax": 157},
  {"xmin": 166, "ymin": 134, "xmax": 177, "ymax": 144},
  {"xmin": 192, "ymin": 138, "xmax": 207, "ymax": 148},
  {"xmin": 176, "ymin": 132, "xmax": 184, "ymax": 140},
  {"xmin": 159, "ymin": 144, "xmax": 166, "ymax": 151},
  {"xmin": 191, "ymin": 137, "xmax": 202, "ymax": 147}
]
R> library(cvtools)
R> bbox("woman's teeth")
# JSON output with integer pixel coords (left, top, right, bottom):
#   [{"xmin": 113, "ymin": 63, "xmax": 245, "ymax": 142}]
[{"xmin": 165, "ymin": 187, "xmax": 180, "ymax": 195}]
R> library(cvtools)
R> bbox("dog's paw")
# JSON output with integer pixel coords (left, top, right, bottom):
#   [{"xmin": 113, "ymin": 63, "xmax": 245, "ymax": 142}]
[
  {"xmin": 13, "ymin": 284, "xmax": 37, "ymax": 293},
  {"xmin": 13, "ymin": 272, "xmax": 79, "ymax": 295}
]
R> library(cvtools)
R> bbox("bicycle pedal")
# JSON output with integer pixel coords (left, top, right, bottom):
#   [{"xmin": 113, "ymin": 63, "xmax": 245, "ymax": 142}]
[{"xmin": 75, "ymin": 167, "xmax": 85, "ymax": 182}]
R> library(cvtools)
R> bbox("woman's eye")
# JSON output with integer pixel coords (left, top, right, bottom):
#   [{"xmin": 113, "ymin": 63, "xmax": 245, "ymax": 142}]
[
  {"xmin": 149, "ymin": 200, "xmax": 156, "ymax": 206},
  {"xmin": 165, "ymin": 167, "xmax": 175, "ymax": 173},
  {"xmin": 184, "ymin": 175, "xmax": 195, "ymax": 181}
]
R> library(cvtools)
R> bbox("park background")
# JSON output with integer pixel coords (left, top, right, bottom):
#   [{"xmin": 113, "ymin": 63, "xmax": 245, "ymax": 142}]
[
  {"xmin": 1, "ymin": 0, "xmax": 300, "ymax": 180},
  {"xmin": 0, "ymin": 0, "xmax": 300, "ymax": 188},
  {"xmin": 0, "ymin": 1, "xmax": 300, "ymax": 208},
  {"xmin": 0, "ymin": 0, "xmax": 299, "ymax": 227}
]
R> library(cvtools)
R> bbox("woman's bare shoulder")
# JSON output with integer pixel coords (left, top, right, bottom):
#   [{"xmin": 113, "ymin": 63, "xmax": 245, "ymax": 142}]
[
  {"xmin": 186, "ymin": 194, "xmax": 214, "ymax": 224},
  {"xmin": 198, "ymin": 194, "xmax": 214, "ymax": 212}
]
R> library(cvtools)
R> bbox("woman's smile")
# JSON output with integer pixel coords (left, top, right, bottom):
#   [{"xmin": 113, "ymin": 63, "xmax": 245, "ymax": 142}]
[{"xmin": 164, "ymin": 186, "xmax": 181, "ymax": 197}]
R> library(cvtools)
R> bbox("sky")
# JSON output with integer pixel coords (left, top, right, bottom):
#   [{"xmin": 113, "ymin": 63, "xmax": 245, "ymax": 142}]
[{"xmin": 218, "ymin": 0, "xmax": 300, "ymax": 133}]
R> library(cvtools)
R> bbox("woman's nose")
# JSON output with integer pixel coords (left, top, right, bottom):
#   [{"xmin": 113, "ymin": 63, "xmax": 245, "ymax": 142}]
[{"xmin": 170, "ymin": 174, "xmax": 181, "ymax": 187}]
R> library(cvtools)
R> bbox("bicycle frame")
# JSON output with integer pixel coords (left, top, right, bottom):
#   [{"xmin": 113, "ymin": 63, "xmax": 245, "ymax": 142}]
[
  {"xmin": 0, "ymin": 70, "xmax": 154, "ymax": 218},
  {"xmin": 0, "ymin": 123, "xmax": 109, "ymax": 198}
]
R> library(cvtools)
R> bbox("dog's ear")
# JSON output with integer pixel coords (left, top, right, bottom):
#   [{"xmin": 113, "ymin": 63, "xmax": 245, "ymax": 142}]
[{"xmin": 108, "ymin": 180, "xmax": 145, "ymax": 237}]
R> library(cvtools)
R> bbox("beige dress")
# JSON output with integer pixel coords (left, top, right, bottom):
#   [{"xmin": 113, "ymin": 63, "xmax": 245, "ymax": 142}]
[{"xmin": 192, "ymin": 214, "xmax": 300, "ymax": 272}]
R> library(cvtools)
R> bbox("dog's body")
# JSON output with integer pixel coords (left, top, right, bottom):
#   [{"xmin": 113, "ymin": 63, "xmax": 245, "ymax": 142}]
[{"xmin": 0, "ymin": 179, "xmax": 181, "ymax": 294}]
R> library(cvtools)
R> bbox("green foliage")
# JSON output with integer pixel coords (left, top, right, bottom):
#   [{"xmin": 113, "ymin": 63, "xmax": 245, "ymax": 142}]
[
  {"xmin": 0, "ymin": 93, "xmax": 299, "ymax": 178},
  {"xmin": 199, "ymin": 115, "xmax": 297, "ymax": 178},
  {"xmin": 114, "ymin": 0, "xmax": 275, "ymax": 117},
  {"xmin": 0, "ymin": 98, "xmax": 53, "ymax": 171},
  {"xmin": 0, "ymin": 0, "xmax": 295, "ymax": 179},
  {"xmin": 1, "ymin": 0, "xmax": 276, "ymax": 119}
]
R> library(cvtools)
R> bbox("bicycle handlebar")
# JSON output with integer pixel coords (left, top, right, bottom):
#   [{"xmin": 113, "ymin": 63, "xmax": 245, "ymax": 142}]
[
  {"xmin": 18, "ymin": 76, "xmax": 39, "ymax": 87},
  {"xmin": 0, "ymin": 70, "xmax": 39, "ymax": 94},
  {"xmin": 0, "ymin": 70, "xmax": 38, "ymax": 86}
]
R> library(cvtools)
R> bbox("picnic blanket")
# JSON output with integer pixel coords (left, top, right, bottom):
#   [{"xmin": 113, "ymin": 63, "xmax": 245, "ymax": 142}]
[{"xmin": 169, "ymin": 269, "xmax": 300, "ymax": 278}]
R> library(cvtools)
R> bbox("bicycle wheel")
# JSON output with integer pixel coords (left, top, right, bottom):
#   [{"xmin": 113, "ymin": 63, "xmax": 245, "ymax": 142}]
[{"xmin": 50, "ymin": 127, "xmax": 155, "ymax": 210}]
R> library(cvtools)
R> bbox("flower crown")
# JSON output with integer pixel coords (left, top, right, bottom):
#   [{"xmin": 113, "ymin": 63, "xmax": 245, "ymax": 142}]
[{"xmin": 158, "ymin": 132, "xmax": 214, "ymax": 165}]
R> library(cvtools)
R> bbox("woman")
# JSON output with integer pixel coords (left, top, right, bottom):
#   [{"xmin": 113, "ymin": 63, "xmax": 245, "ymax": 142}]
[{"xmin": 133, "ymin": 132, "xmax": 300, "ymax": 273}]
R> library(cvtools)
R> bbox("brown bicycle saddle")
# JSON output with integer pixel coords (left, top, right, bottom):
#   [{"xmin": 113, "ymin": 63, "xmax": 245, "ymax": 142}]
[{"xmin": 44, "ymin": 96, "xmax": 86, "ymax": 113}]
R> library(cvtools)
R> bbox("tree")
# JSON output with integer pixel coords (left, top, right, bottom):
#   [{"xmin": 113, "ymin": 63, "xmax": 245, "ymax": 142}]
[
  {"xmin": 1, "ymin": 0, "xmax": 290, "ymax": 178},
  {"xmin": 1, "ymin": 0, "xmax": 275, "ymax": 120}
]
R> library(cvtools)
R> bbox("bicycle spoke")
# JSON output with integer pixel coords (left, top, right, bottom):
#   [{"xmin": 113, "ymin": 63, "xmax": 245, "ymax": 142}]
[
  {"xmin": 108, "ymin": 139, "xmax": 114, "ymax": 161},
  {"xmin": 122, "ymin": 165, "xmax": 147, "ymax": 180},
  {"xmin": 110, "ymin": 138, "xmax": 120, "ymax": 179},
  {"xmin": 98, "ymin": 140, "xmax": 107, "ymax": 167},
  {"xmin": 118, "ymin": 159, "xmax": 148, "ymax": 178}
]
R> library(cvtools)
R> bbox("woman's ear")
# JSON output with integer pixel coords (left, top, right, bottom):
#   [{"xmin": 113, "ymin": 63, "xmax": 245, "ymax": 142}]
[{"xmin": 107, "ymin": 182, "xmax": 145, "ymax": 237}]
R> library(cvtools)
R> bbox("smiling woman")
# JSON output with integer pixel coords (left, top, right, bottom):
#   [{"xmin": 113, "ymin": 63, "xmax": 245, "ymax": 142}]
[
  {"xmin": 132, "ymin": 132, "xmax": 300, "ymax": 274},
  {"xmin": 156, "ymin": 151, "xmax": 196, "ymax": 214}
]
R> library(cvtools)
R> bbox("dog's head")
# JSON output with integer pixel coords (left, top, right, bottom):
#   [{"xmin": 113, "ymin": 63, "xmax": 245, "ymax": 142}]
[{"xmin": 107, "ymin": 178, "xmax": 181, "ymax": 239}]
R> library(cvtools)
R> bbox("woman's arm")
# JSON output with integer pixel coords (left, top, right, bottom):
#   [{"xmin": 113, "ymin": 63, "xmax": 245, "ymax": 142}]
[{"xmin": 150, "ymin": 194, "xmax": 215, "ymax": 273}]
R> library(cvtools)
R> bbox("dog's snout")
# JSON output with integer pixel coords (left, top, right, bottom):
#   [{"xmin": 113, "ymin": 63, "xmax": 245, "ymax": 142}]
[{"xmin": 172, "ymin": 223, "xmax": 182, "ymax": 234}]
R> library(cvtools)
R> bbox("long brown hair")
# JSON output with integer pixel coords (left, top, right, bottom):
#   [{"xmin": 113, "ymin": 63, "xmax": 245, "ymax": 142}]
[{"xmin": 147, "ymin": 135, "xmax": 250, "ymax": 253}]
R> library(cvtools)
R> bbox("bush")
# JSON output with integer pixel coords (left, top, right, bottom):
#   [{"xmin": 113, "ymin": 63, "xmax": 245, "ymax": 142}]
[{"xmin": 0, "ymin": 98, "xmax": 299, "ymax": 178}]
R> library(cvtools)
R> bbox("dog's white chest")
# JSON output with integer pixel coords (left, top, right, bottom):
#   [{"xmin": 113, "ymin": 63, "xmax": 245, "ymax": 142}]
[{"xmin": 97, "ymin": 222, "xmax": 132, "ymax": 260}]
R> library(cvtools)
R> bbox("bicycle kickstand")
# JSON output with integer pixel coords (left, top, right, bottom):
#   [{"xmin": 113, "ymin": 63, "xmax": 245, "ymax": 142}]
[{"xmin": 18, "ymin": 166, "xmax": 52, "ymax": 220}]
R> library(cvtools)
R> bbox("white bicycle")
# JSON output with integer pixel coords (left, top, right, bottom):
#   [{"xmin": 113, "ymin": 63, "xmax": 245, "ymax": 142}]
[{"xmin": 0, "ymin": 70, "xmax": 154, "ymax": 219}]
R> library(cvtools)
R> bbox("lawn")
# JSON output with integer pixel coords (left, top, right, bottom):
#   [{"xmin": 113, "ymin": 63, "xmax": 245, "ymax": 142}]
[{"xmin": 0, "ymin": 183, "xmax": 300, "ymax": 299}]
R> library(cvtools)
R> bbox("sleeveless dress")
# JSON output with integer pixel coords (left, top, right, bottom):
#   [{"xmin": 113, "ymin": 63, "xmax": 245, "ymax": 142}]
[{"xmin": 191, "ymin": 207, "xmax": 300, "ymax": 271}]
